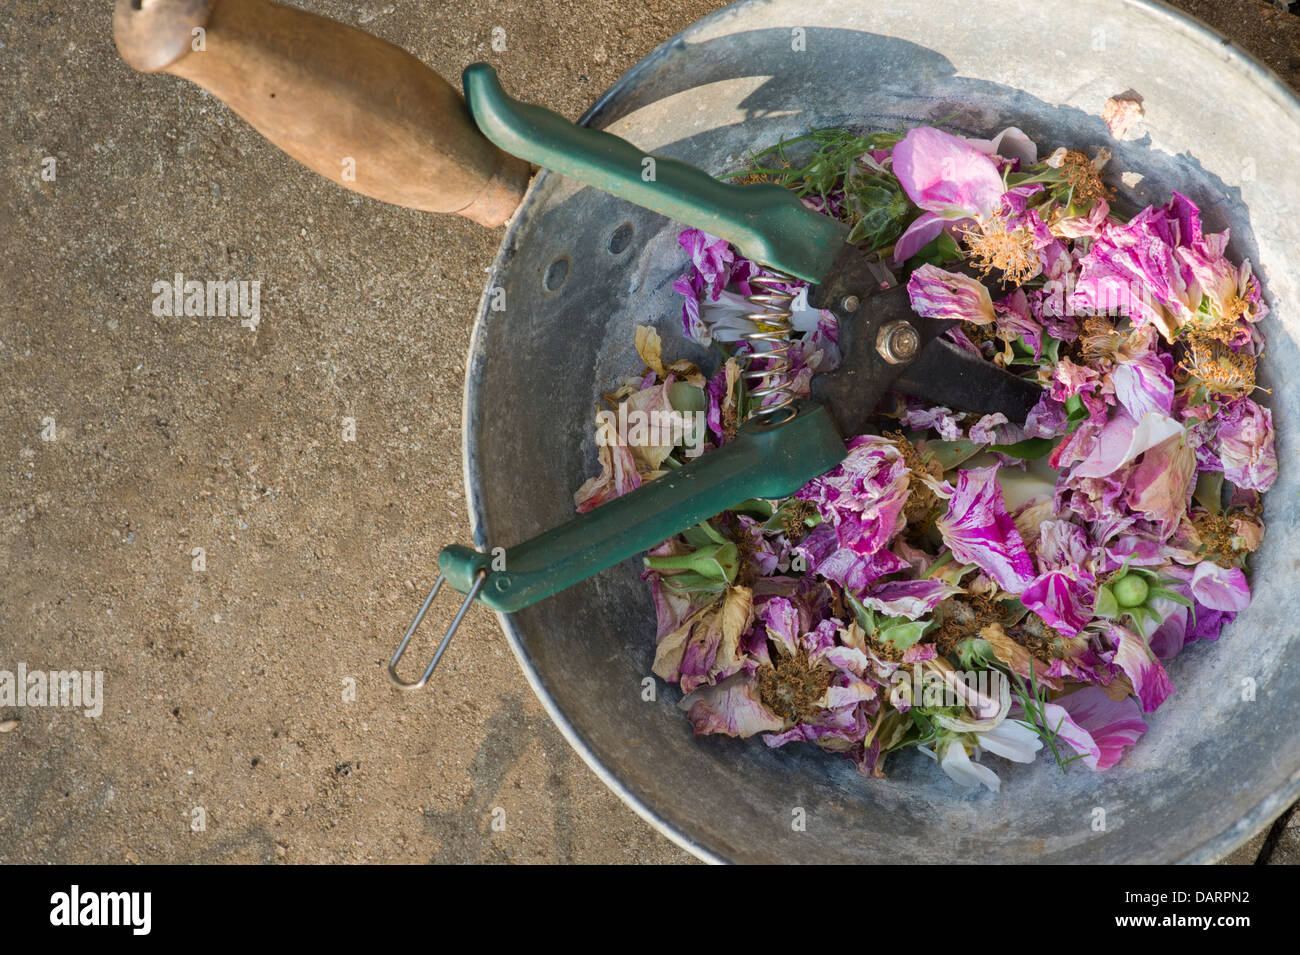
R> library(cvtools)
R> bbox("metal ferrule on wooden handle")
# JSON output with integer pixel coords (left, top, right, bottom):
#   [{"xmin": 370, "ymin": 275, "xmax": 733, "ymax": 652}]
[{"xmin": 113, "ymin": 0, "xmax": 532, "ymax": 226}]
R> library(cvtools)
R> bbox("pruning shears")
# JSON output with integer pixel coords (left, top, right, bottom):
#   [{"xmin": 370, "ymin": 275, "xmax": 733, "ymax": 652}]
[{"xmin": 389, "ymin": 64, "xmax": 1040, "ymax": 688}]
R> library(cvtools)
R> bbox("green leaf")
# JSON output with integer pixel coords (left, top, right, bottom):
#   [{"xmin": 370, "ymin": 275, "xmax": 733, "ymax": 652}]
[
  {"xmin": 760, "ymin": 498, "xmax": 820, "ymax": 533},
  {"xmin": 847, "ymin": 594, "xmax": 877, "ymax": 633},
  {"xmin": 1007, "ymin": 336, "xmax": 1043, "ymax": 368},
  {"xmin": 1194, "ymin": 470, "xmax": 1225, "ymax": 515},
  {"xmin": 935, "ymin": 231, "xmax": 962, "ymax": 262},
  {"xmin": 878, "ymin": 618, "xmax": 930, "ymax": 653},
  {"xmin": 845, "ymin": 179, "xmax": 912, "ymax": 250},
  {"xmin": 999, "ymin": 597, "xmax": 1031, "ymax": 626},
  {"xmin": 1041, "ymin": 336, "xmax": 1062, "ymax": 365},
  {"xmin": 644, "ymin": 528, "xmax": 738, "ymax": 592},
  {"xmin": 905, "ymin": 228, "xmax": 962, "ymax": 267},
  {"xmin": 732, "ymin": 498, "xmax": 775, "ymax": 519},
  {"xmin": 1126, "ymin": 605, "xmax": 1159, "ymax": 639},
  {"xmin": 875, "ymin": 710, "xmax": 915, "ymax": 751},
  {"xmin": 923, "ymin": 439, "xmax": 982, "ymax": 470},
  {"xmin": 668, "ymin": 380, "xmax": 707, "ymax": 413},
  {"xmin": 955, "ymin": 636, "xmax": 994, "ymax": 669},
  {"xmin": 1006, "ymin": 663, "xmax": 1085, "ymax": 773},
  {"xmin": 680, "ymin": 521, "xmax": 725, "ymax": 549},
  {"xmin": 848, "ymin": 594, "xmax": 931, "ymax": 652},
  {"xmin": 987, "ymin": 436, "xmax": 1056, "ymax": 460},
  {"xmin": 923, "ymin": 551, "xmax": 956, "ymax": 577},
  {"xmin": 658, "ymin": 572, "xmax": 726, "ymax": 596}
]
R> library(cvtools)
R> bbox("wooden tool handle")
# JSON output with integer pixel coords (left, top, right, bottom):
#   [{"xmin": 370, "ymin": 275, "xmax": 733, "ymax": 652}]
[{"xmin": 114, "ymin": 0, "xmax": 531, "ymax": 226}]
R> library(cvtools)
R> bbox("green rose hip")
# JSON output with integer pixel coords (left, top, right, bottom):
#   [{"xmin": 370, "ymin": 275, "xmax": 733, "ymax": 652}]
[{"xmin": 1112, "ymin": 574, "xmax": 1150, "ymax": 608}]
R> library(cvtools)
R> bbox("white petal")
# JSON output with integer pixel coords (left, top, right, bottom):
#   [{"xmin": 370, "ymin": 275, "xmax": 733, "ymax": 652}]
[
  {"xmin": 788, "ymin": 287, "xmax": 822, "ymax": 333},
  {"xmin": 940, "ymin": 739, "xmax": 1002, "ymax": 792},
  {"xmin": 977, "ymin": 719, "xmax": 1044, "ymax": 763},
  {"xmin": 699, "ymin": 290, "xmax": 763, "ymax": 340}
]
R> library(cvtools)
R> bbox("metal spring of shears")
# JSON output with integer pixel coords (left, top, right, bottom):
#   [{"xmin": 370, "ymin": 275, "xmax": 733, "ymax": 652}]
[{"xmin": 739, "ymin": 273, "xmax": 799, "ymax": 422}]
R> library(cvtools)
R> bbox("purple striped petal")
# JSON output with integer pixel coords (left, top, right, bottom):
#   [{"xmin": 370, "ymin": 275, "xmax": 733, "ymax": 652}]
[
  {"xmin": 935, "ymin": 466, "xmax": 1037, "ymax": 594},
  {"xmin": 906, "ymin": 265, "xmax": 996, "ymax": 325},
  {"xmin": 1020, "ymin": 570, "xmax": 1095, "ymax": 636},
  {"xmin": 1049, "ymin": 688, "xmax": 1148, "ymax": 770},
  {"xmin": 1110, "ymin": 623, "xmax": 1175, "ymax": 713},
  {"xmin": 1189, "ymin": 562, "xmax": 1251, "ymax": 612},
  {"xmin": 794, "ymin": 523, "xmax": 911, "ymax": 597},
  {"xmin": 859, "ymin": 578, "xmax": 960, "ymax": 620},
  {"xmin": 1213, "ymin": 397, "xmax": 1277, "ymax": 492},
  {"xmin": 1113, "ymin": 352, "xmax": 1175, "ymax": 420}
]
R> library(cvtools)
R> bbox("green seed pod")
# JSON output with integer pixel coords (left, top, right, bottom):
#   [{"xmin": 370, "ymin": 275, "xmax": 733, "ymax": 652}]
[{"xmin": 1112, "ymin": 574, "xmax": 1150, "ymax": 608}]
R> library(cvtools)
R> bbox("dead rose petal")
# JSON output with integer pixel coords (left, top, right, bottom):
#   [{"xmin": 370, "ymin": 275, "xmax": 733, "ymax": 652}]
[
  {"xmin": 1102, "ymin": 91, "xmax": 1145, "ymax": 140},
  {"xmin": 1049, "ymin": 688, "xmax": 1148, "ymax": 770},
  {"xmin": 1071, "ymin": 411, "xmax": 1183, "ymax": 479},
  {"xmin": 906, "ymin": 265, "xmax": 997, "ymax": 325},
  {"xmin": 935, "ymin": 466, "xmax": 1037, "ymax": 594},
  {"xmin": 678, "ymin": 671, "xmax": 786, "ymax": 738},
  {"xmin": 1124, "ymin": 432, "xmax": 1197, "ymax": 536},
  {"xmin": 1110, "ymin": 623, "xmax": 1175, "ymax": 713},
  {"xmin": 892, "ymin": 126, "xmax": 1006, "ymax": 220},
  {"xmin": 573, "ymin": 413, "xmax": 642, "ymax": 513},
  {"xmin": 858, "ymin": 578, "xmax": 960, "ymax": 620},
  {"xmin": 1214, "ymin": 397, "xmax": 1278, "ymax": 492},
  {"xmin": 1020, "ymin": 570, "xmax": 1096, "ymax": 637},
  {"xmin": 1190, "ymin": 562, "xmax": 1251, "ymax": 612}
]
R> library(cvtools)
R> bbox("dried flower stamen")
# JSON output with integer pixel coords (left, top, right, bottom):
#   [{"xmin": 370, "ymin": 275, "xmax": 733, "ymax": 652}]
[
  {"xmin": 1192, "ymin": 512, "xmax": 1252, "ymax": 567},
  {"xmin": 1181, "ymin": 335, "xmax": 1256, "ymax": 398},
  {"xmin": 961, "ymin": 217, "xmax": 1041, "ymax": 286},
  {"xmin": 758, "ymin": 649, "xmax": 834, "ymax": 723}
]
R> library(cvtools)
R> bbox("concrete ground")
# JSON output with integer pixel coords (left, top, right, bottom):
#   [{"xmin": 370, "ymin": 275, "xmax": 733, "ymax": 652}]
[{"xmin": 1, "ymin": 0, "xmax": 1297, "ymax": 864}]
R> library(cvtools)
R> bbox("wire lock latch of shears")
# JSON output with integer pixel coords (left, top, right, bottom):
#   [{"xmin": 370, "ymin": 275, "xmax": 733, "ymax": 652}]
[{"xmin": 387, "ymin": 569, "xmax": 488, "ymax": 689}]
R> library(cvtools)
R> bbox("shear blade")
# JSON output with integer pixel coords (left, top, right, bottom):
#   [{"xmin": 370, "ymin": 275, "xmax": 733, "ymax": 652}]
[
  {"xmin": 808, "ymin": 248, "xmax": 1041, "ymax": 437},
  {"xmin": 892, "ymin": 337, "xmax": 1042, "ymax": 423}
]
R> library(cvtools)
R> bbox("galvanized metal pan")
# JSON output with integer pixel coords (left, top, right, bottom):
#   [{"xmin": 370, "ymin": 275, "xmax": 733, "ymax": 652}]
[
  {"xmin": 463, "ymin": 0, "xmax": 1299, "ymax": 863},
  {"xmin": 117, "ymin": 0, "xmax": 1299, "ymax": 862}
]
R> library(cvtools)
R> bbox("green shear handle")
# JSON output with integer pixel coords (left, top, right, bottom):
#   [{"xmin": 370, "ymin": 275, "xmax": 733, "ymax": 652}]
[
  {"xmin": 463, "ymin": 63, "xmax": 849, "ymax": 284},
  {"xmin": 439, "ymin": 403, "xmax": 846, "ymax": 611}
]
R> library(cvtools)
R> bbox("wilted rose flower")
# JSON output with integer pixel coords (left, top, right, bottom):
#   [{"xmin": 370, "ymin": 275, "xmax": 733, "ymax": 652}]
[
  {"xmin": 1071, "ymin": 193, "xmax": 1203, "ymax": 340},
  {"xmin": 1209, "ymin": 397, "xmax": 1277, "ymax": 491}
]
